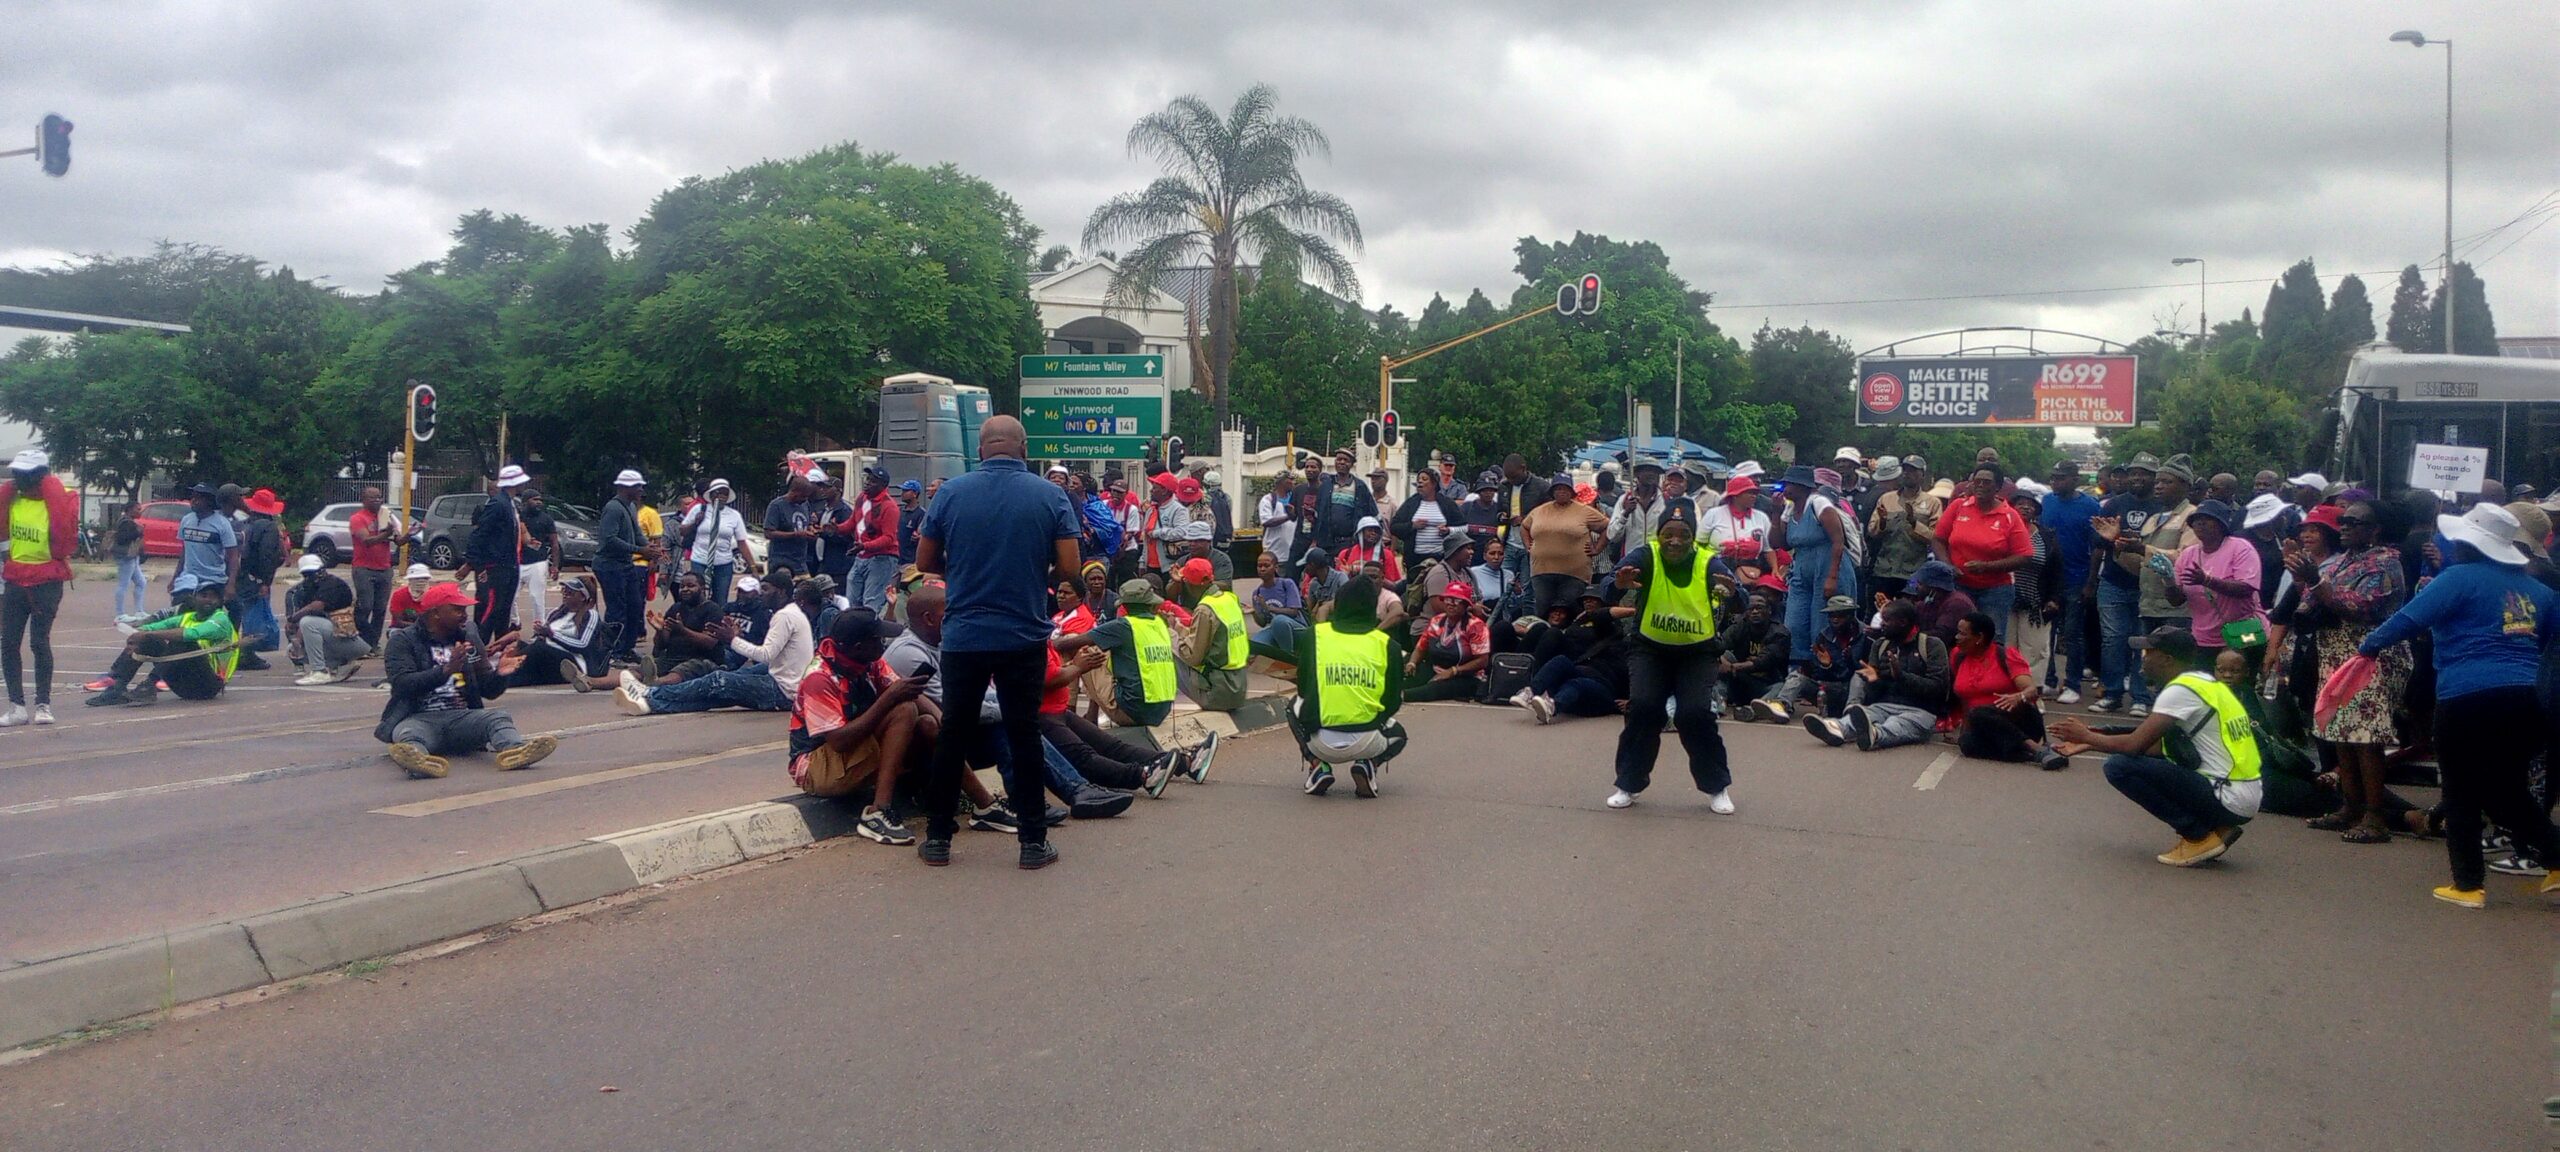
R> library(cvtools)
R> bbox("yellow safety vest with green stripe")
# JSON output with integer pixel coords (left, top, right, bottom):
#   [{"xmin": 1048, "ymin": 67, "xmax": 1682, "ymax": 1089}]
[
  {"xmin": 2169, "ymin": 671, "xmax": 2261, "ymax": 782},
  {"xmin": 1125, "ymin": 613, "xmax": 1178, "ymax": 704},
  {"xmin": 1197, "ymin": 590, "xmax": 1249, "ymax": 670},
  {"xmin": 1310, "ymin": 621, "xmax": 1390, "ymax": 727},
  {"xmin": 1638, "ymin": 543, "xmax": 1717, "ymax": 646}
]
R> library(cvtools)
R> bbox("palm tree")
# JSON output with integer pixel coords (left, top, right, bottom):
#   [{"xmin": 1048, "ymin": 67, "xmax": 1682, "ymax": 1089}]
[{"xmin": 1084, "ymin": 84, "xmax": 1362, "ymax": 431}]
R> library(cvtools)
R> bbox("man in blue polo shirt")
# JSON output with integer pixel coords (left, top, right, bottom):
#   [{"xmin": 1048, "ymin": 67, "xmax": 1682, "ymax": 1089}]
[
  {"xmin": 2039, "ymin": 459, "xmax": 2102, "ymax": 702},
  {"xmin": 913, "ymin": 414, "xmax": 1082, "ymax": 870}
]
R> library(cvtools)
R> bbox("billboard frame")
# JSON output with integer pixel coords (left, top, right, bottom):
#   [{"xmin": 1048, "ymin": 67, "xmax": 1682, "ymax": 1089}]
[{"xmin": 1849, "ymin": 327, "xmax": 2140, "ymax": 429}]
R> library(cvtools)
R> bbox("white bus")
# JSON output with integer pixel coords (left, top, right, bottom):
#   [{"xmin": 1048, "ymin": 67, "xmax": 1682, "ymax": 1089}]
[{"xmin": 2327, "ymin": 345, "xmax": 2560, "ymax": 496}]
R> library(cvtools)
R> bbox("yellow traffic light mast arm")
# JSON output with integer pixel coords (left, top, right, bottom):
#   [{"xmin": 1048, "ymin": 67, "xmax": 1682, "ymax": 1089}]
[{"xmin": 1376, "ymin": 299, "xmax": 1562, "ymax": 414}]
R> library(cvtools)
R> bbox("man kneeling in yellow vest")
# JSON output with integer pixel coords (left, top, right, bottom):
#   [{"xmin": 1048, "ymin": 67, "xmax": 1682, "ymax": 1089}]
[
  {"xmin": 1286, "ymin": 575, "xmax": 1406, "ymax": 799},
  {"xmin": 2051, "ymin": 625, "xmax": 2259, "ymax": 868},
  {"xmin": 1170, "ymin": 557, "xmax": 1249, "ymax": 712}
]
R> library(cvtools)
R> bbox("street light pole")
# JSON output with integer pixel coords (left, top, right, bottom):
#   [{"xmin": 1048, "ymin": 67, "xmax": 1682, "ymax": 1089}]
[
  {"xmin": 2170, "ymin": 258, "xmax": 2205, "ymax": 344},
  {"xmin": 2393, "ymin": 30, "xmax": 2455, "ymax": 355}
]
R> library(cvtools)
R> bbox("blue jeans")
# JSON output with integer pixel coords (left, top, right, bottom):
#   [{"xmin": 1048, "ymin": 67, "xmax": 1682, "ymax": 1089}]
[
  {"xmin": 1971, "ymin": 583, "xmax": 2017, "ymax": 643},
  {"xmin": 2095, "ymin": 581, "xmax": 2149, "ymax": 705},
  {"xmin": 1252, "ymin": 615, "xmax": 1308, "ymax": 661},
  {"xmin": 2103, "ymin": 753, "xmax": 2246, "ymax": 840},
  {"xmin": 1784, "ymin": 562, "xmax": 1855, "ymax": 662},
  {"xmin": 231, "ymin": 593, "xmax": 280, "ymax": 652},
  {"xmin": 115, "ymin": 556, "xmax": 147, "ymax": 617},
  {"xmin": 848, "ymin": 555, "xmax": 898, "ymax": 613},
  {"xmin": 690, "ymin": 560, "xmax": 733, "ymax": 608},
  {"xmin": 645, "ymin": 665, "xmax": 789, "ymax": 713},
  {"xmin": 2047, "ymin": 584, "xmax": 2091, "ymax": 690}
]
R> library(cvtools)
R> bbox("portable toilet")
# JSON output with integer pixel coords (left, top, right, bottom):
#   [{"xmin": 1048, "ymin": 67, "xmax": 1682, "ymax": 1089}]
[
  {"xmin": 877, "ymin": 372, "xmax": 965, "ymax": 487},
  {"xmin": 953, "ymin": 383, "xmax": 992, "ymax": 468}
]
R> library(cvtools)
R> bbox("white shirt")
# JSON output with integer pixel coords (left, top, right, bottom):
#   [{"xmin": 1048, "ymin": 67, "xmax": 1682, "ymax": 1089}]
[
  {"xmin": 729, "ymin": 602, "xmax": 815, "ymax": 696},
  {"xmin": 1410, "ymin": 500, "xmax": 1448, "ymax": 556},
  {"xmin": 1698, "ymin": 505, "xmax": 1772, "ymax": 552},
  {"xmin": 2148, "ymin": 682, "xmax": 2264, "ymax": 818},
  {"xmin": 1258, "ymin": 491, "xmax": 1297, "ymax": 563},
  {"xmin": 682, "ymin": 503, "xmax": 750, "ymax": 567}
]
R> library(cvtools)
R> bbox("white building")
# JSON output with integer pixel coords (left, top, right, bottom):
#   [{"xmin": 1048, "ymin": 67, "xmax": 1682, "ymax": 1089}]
[{"xmin": 1027, "ymin": 258, "xmax": 1196, "ymax": 392}]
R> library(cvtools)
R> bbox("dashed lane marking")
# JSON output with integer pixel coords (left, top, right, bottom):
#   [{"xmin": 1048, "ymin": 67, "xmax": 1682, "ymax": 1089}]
[
  {"xmin": 1913, "ymin": 751, "xmax": 1958, "ymax": 790},
  {"xmin": 368, "ymin": 741, "xmax": 786, "ymax": 817}
]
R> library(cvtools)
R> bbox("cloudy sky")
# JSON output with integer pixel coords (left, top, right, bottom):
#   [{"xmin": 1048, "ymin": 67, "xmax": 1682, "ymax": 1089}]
[{"xmin": 4, "ymin": 0, "xmax": 2554, "ymax": 353}]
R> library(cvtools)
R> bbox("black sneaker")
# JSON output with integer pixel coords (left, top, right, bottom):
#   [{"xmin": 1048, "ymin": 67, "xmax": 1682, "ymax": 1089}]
[
  {"xmin": 84, "ymin": 685, "xmax": 128, "ymax": 707},
  {"xmin": 236, "ymin": 653, "xmax": 272, "ymax": 672},
  {"xmin": 123, "ymin": 687, "xmax": 158, "ymax": 708},
  {"xmin": 856, "ymin": 806, "xmax": 914, "ymax": 845},
  {"xmin": 1844, "ymin": 705, "xmax": 1877, "ymax": 751},
  {"xmin": 1067, "ymin": 786, "xmax": 1134, "ymax": 819},
  {"xmin": 2039, "ymin": 748, "xmax": 2071, "ymax": 772},
  {"xmin": 1803, "ymin": 711, "xmax": 1846, "ymax": 747},
  {"xmin": 1142, "ymin": 754, "xmax": 1177, "ymax": 798},
  {"xmin": 967, "ymin": 798, "xmax": 1021, "ymax": 835},
  {"xmin": 1304, "ymin": 764, "xmax": 1334, "ymax": 795},
  {"xmin": 1019, "ymin": 841, "xmax": 1060, "ymax": 870},
  {"xmin": 917, "ymin": 838, "xmax": 952, "ymax": 866},
  {"xmin": 1042, "ymin": 803, "xmax": 1071, "ymax": 828},
  {"xmin": 1183, "ymin": 731, "xmax": 1219, "ymax": 783},
  {"xmin": 1351, "ymin": 760, "xmax": 1378, "ymax": 799}
]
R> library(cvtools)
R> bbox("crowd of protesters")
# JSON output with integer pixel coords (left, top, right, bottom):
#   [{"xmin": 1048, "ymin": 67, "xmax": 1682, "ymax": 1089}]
[{"xmin": 8, "ymin": 429, "xmax": 2559, "ymax": 905}]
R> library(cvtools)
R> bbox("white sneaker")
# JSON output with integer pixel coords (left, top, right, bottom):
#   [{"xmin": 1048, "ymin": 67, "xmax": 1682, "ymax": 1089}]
[
  {"xmin": 1706, "ymin": 790, "xmax": 1736, "ymax": 815},
  {"xmin": 613, "ymin": 672, "xmax": 653, "ymax": 717},
  {"xmin": 294, "ymin": 671, "xmax": 331, "ymax": 686},
  {"xmin": 1526, "ymin": 695, "xmax": 1557, "ymax": 725},
  {"xmin": 2127, "ymin": 703, "xmax": 2151, "ymax": 719},
  {"xmin": 2056, "ymin": 688, "xmax": 2082, "ymax": 705},
  {"xmin": 31, "ymin": 703, "xmax": 53, "ymax": 725},
  {"xmin": 1606, "ymin": 789, "xmax": 1636, "ymax": 809},
  {"xmin": 1509, "ymin": 687, "xmax": 1536, "ymax": 709},
  {"xmin": 0, "ymin": 704, "xmax": 25, "ymax": 727}
]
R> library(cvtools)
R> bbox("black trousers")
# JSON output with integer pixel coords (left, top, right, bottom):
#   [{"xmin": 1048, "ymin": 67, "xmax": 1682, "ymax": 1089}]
[
  {"xmin": 1613, "ymin": 640, "xmax": 1730, "ymax": 795},
  {"xmin": 598, "ymin": 566, "xmax": 645, "ymax": 658},
  {"xmin": 2, "ymin": 580, "xmax": 64, "ymax": 705},
  {"xmin": 924, "ymin": 644, "xmax": 1050, "ymax": 845},
  {"xmin": 110, "ymin": 632, "xmax": 225, "ymax": 699},
  {"xmin": 1958, "ymin": 704, "xmax": 2048, "ymax": 762},
  {"xmin": 1038, "ymin": 710, "xmax": 1156, "ymax": 790},
  {"xmin": 2435, "ymin": 686, "xmax": 2559, "ymax": 890},
  {"xmin": 474, "ymin": 563, "xmax": 519, "ymax": 639}
]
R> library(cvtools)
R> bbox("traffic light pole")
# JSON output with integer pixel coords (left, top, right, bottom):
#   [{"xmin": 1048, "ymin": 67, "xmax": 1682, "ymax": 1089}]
[
  {"xmin": 1376, "ymin": 300, "xmax": 1562, "ymax": 414},
  {"xmin": 0, "ymin": 147, "xmax": 34, "ymax": 160},
  {"xmin": 396, "ymin": 407, "xmax": 417, "ymax": 573}
]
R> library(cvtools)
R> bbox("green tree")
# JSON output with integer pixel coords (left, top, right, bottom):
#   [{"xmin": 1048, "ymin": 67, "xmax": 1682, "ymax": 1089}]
[
  {"xmin": 0, "ymin": 242, "xmax": 261, "ymax": 324},
  {"xmin": 0, "ymin": 330, "xmax": 209, "ymax": 499},
  {"xmin": 1745, "ymin": 324, "xmax": 1853, "ymax": 461},
  {"xmin": 1083, "ymin": 84, "xmax": 1362, "ymax": 432},
  {"xmin": 2103, "ymin": 366, "xmax": 2303, "ymax": 479},
  {"xmin": 1399, "ymin": 289, "xmax": 1591, "ymax": 472},
  {"xmin": 2432, "ymin": 261, "xmax": 2499, "ymax": 355},
  {"xmin": 2251, "ymin": 259, "xmax": 2328, "ymax": 400},
  {"xmin": 184, "ymin": 266, "xmax": 360, "ymax": 505},
  {"xmin": 2386, "ymin": 265, "xmax": 2436, "ymax": 352},
  {"xmin": 1224, "ymin": 252, "xmax": 1379, "ymax": 453}
]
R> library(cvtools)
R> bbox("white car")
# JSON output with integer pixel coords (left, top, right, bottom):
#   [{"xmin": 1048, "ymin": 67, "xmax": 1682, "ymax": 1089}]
[{"xmin": 300, "ymin": 503, "xmax": 406, "ymax": 566}]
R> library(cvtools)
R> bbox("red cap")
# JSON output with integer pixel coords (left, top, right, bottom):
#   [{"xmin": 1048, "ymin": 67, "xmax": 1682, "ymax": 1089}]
[
  {"xmin": 1178, "ymin": 557, "xmax": 1214, "ymax": 583},
  {"xmin": 1148, "ymin": 472, "xmax": 1179, "ymax": 491},
  {"xmin": 2304, "ymin": 504, "xmax": 2344, "ymax": 531},
  {"xmin": 1724, "ymin": 476, "xmax": 1759, "ymax": 499},
  {"xmin": 420, "ymin": 582, "xmax": 474, "ymax": 611},
  {"xmin": 1438, "ymin": 580, "xmax": 1476, "ymax": 602},
  {"xmin": 1753, "ymin": 573, "xmax": 1788, "ymax": 592}
]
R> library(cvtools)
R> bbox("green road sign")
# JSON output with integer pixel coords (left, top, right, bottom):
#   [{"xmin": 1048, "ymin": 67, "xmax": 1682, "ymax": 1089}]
[
  {"xmin": 1024, "ymin": 395, "xmax": 1158, "ymax": 438},
  {"xmin": 1018, "ymin": 353, "xmax": 1164, "ymax": 380},
  {"xmin": 1029, "ymin": 436, "xmax": 1155, "ymax": 460}
]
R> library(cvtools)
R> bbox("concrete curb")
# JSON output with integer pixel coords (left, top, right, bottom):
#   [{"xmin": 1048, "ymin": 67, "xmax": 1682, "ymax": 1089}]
[{"xmin": 0, "ymin": 695, "xmax": 1293, "ymax": 1052}]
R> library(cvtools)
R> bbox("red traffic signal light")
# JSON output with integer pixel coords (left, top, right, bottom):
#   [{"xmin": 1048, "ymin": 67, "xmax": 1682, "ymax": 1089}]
[
  {"xmin": 38, "ymin": 114, "xmax": 70, "ymax": 178},
  {"xmin": 1556, "ymin": 273, "xmax": 1603, "ymax": 316},
  {"xmin": 408, "ymin": 382, "xmax": 439, "ymax": 443},
  {"xmin": 1578, "ymin": 274, "xmax": 1602, "ymax": 315},
  {"xmin": 1380, "ymin": 409, "xmax": 1401, "ymax": 446}
]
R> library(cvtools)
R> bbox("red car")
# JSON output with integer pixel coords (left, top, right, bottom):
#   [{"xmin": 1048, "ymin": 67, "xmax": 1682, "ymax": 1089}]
[{"xmin": 136, "ymin": 500, "xmax": 292, "ymax": 560}]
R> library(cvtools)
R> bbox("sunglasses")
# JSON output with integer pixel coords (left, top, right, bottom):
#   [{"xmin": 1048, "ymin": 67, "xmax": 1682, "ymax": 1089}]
[{"xmin": 2336, "ymin": 516, "xmax": 2372, "ymax": 527}]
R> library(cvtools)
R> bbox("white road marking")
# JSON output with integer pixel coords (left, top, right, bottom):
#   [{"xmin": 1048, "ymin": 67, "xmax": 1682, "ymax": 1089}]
[
  {"xmin": 370, "ymin": 741, "xmax": 784, "ymax": 817},
  {"xmin": 1913, "ymin": 751, "xmax": 1958, "ymax": 790}
]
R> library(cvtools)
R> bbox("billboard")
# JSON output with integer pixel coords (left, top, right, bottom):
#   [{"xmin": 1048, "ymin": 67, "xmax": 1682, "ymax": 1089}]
[{"xmin": 1853, "ymin": 354, "xmax": 2138, "ymax": 427}]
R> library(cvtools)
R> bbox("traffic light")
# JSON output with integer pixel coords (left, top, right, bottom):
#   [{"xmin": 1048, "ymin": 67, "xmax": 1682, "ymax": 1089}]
[
  {"xmin": 409, "ymin": 382, "xmax": 438, "ymax": 443},
  {"xmin": 38, "ymin": 114, "xmax": 70, "ymax": 178},
  {"xmin": 1380, "ymin": 409, "xmax": 1401, "ymax": 446},
  {"xmin": 1555, "ymin": 273, "xmax": 1602, "ymax": 316},
  {"xmin": 1576, "ymin": 273, "xmax": 1602, "ymax": 315}
]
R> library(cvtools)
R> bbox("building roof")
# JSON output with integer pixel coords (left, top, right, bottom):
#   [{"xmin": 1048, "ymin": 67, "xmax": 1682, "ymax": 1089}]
[{"xmin": 2499, "ymin": 336, "xmax": 2560, "ymax": 360}]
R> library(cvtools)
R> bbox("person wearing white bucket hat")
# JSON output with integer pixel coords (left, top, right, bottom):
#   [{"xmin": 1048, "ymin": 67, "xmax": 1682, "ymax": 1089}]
[
  {"xmin": 2357, "ymin": 501, "xmax": 2560, "ymax": 908},
  {"xmin": 466, "ymin": 465, "xmax": 530, "ymax": 638},
  {"xmin": 595, "ymin": 469, "xmax": 658, "ymax": 663}
]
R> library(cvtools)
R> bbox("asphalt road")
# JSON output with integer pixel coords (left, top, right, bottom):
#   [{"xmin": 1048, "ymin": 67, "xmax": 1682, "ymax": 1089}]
[
  {"xmin": 3, "ymin": 699, "xmax": 2549, "ymax": 1151},
  {"xmin": 0, "ymin": 577, "xmax": 791, "ymax": 963}
]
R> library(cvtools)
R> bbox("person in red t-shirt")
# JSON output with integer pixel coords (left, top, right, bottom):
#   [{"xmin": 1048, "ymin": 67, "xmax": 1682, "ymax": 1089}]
[
  {"xmin": 346, "ymin": 485, "xmax": 400, "ymax": 646},
  {"xmin": 1052, "ymin": 580, "xmax": 1097, "ymax": 637},
  {"xmin": 1947, "ymin": 610, "xmax": 2068, "ymax": 770},
  {"xmin": 1035, "ymin": 643, "xmax": 1178, "ymax": 796},
  {"xmin": 1932, "ymin": 463, "xmax": 2032, "ymax": 640},
  {"xmin": 384, "ymin": 563, "xmax": 434, "ymax": 633}
]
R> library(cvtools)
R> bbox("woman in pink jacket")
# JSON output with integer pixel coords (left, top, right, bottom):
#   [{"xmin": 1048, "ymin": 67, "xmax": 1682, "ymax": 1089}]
[{"xmin": 3, "ymin": 448, "xmax": 79, "ymax": 726}]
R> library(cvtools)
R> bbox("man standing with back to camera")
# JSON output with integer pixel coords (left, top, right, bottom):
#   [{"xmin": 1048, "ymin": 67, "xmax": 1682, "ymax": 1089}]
[{"xmin": 913, "ymin": 415, "xmax": 1084, "ymax": 870}]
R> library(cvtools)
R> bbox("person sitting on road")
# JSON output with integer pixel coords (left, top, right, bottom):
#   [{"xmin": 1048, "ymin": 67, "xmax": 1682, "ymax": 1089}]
[
  {"xmin": 1906, "ymin": 559, "xmax": 1975, "ymax": 648},
  {"xmin": 1803, "ymin": 599, "xmax": 1948, "ymax": 751},
  {"xmin": 614, "ymin": 574, "xmax": 827, "ymax": 716},
  {"xmin": 385, "ymin": 562, "xmax": 433, "ymax": 631},
  {"xmin": 1515, "ymin": 591, "xmax": 1632, "ymax": 724},
  {"xmin": 1738, "ymin": 593, "xmax": 1861, "ymax": 724},
  {"xmin": 1039, "ymin": 642, "xmax": 1181, "ymax": 797},
  {"xmin": 1716, "ymin": 588, "xmax": 1792, "ymax": 714},
  {"xmin": 1246, "ymin": 548, "xmax": 1307, "ymax": 662},
  {"xmin": 1056, "ymin": 578, "xmax": 1183, "ymax": 730},
  {"xmin": 1943, "ymin": 610, "xmax": 2070, "ymax": 771},
  {"xmin": 1052, "ymin": 578, "xmax": 1098, "ymax": 637},
  {"xmin": 1176, "ymin": 517, "xmax": 1231, "ymax": 585},
  {"xmin": 1336, "ymin": 516, "xmax": 1402, "ymax": 588},
  {"xmin": 722, "ymin": 575, "xmax": 776, "ymax": 659},
  {"xmin": 1404, "ymin": 580, "xmax": 1491, "ymax": 702},
  {"xmin": 2050, "ymin": 625, "xmax": 2261, "ymax": 868},
  {"xmin": 1174, "ymin": 557, "xmax": 1250, "ymax": 711},
  {"xmin": 892, "ymin": 581, "xmax": 1141, "ymax": 821},
  {"xmin": 508, "ymin": 574, "xmax": 604, "ymax": 688},
  {"xmin": 285, "ymin": 553, "xmax": 369, "ymax": 685},
  {"xmin": 373, "ymin": 582, "xmax": 556, "ymax": 779},
  {"xmin": 87, "ymin": 577, "xmax": 240, "ymax": 707},
  {"xmin": 790, "ymin": 609, "xmax": 1009, "ymax": 847},
  {"xmin": 1290, "ymin": 574, "xmax": 1407, "ymax": 798},
  {"xmin": 646, "ymin": 571, "xmax": 726, "ymax": 680}
]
